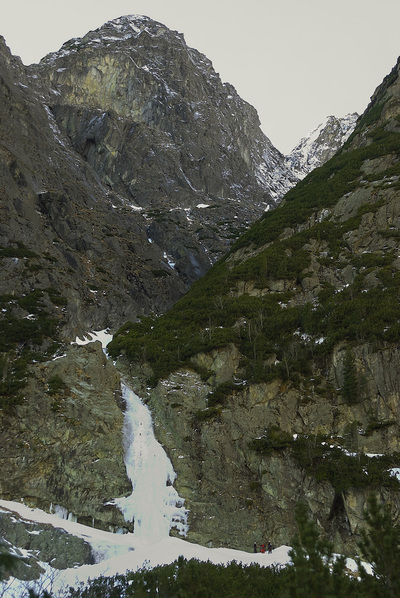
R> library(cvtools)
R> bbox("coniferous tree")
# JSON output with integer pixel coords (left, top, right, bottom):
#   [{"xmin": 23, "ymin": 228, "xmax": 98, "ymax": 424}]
[
  {"xmin": 287, "ymin": 502, "xmax": 349, "ymax": 598},
  {"xmin": 286, "ymin": 502, "xmax": 363, "ymax": 598},
  {"xmin": 342, "ymin": 346, "xmax": 359, "ymax": 405},
  {"xmin": 356, "ymin": 494, "xmax": 400, "ymax": 598},
  {"xmin": 0, "ymin": 548, "xmax": 21, "ymax": 581}
]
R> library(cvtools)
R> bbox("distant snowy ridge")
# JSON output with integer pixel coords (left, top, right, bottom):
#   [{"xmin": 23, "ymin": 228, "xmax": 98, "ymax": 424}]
[{"xmin": 285, "ymin": 113, "xmax": 359, "ymax": 179}]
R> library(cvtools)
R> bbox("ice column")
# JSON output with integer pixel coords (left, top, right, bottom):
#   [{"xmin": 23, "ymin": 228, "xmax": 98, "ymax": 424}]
[{"xmin": 114, "ymin": 383, "xmax": 188, "ymax": 544}]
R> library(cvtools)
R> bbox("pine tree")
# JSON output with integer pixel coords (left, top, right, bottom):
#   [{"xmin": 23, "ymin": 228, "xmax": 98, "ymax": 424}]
[
  {"xmin": 342, "ymin": 346, "xmax": 359, "ymax": 405},
  {"xmin": 0, "ymin": 548, "xmax": 21, "ymax": 581},
  {"xmin": 286, "ymin": 502, "xmax": 352, "ymax": 598},
  {"xmin": 357, "ymin": 494, "xmax": 400, "ymax": 598}
]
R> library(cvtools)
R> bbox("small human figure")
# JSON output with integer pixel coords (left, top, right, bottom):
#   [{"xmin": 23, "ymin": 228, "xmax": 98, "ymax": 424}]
[
  {"xmin": 267, "ymin": 541, "xmax": 273, "ymax": 553},
  {"xmin": 260, "ymin": 543, "xmax": 266, "ymax": 553},
  {"xmin": 253, "ymin": 542, "xmax": 257, "ymax": 553}
]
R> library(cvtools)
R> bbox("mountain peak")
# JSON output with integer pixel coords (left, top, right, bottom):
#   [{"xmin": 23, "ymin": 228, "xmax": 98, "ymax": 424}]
[
  {"xmin": 40, "ymin": 14, "xmax": 188, "ymax": 66},
  {"xmin": 104, "ymin": 14, "xmax": 179, "ymax": 36},
  {"xmin": 27, "ymin": 14, "xmax": 299, "ymax": 288},
  {"xmin": 285, "ymin": 112, "xmax": 359, "ymax": 179}
]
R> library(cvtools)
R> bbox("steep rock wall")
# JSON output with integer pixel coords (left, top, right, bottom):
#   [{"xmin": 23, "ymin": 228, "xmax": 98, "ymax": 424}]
[
  {"xmin": 0, "ymin": 35, "xmax": 187, "ymax": 340},
  {"xmin": 29, "ymin": 16, "xmax": 298, "ymax": 271},
  {"xmin": 0, "ymin": 342, "xmax": 130, "ymax": 530},
  {"xmin": 124, "ymin": 336, "xmax": 400, "ymax": 554}
]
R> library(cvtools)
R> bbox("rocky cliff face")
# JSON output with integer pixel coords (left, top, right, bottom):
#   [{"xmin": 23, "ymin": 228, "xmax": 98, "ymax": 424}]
[
  {"xmin": 0, "ymin": 341, "xmax": 130, "ymax": 530},
  {"xmin": 1, "ymin": 13, "xmax": 398, "ymax": 575},
  {"xmin": 285, "ymin": 113, "xmax": 359, "ymax": 179},
  {"xmin": 28, "ymin": 15, "xmax": 298, "ymax": 278},
  {"xmin": 0, "ymin": 33, "xmax": 188, "ymax": 342},
  {"xmin": 0, "ymin": 13, "xmax": 303, "ymax": 341},
  {"xmin": 0, "ymin": 17, "xmax": 300, "ymax": 570},
  {"xmin": 124, "ymin": 335, "xmax": 400, "ymax": 554},
  {"xmin": 0, "ymin": 14, "xmax": 352, "ymax": 346},
  {"xmin": 0, "ymin": 508, "xmax": 93, "ymax": 580},
  {"xmin": 110, "ymin": 56, "xmax": 400, "ymax": 554}
]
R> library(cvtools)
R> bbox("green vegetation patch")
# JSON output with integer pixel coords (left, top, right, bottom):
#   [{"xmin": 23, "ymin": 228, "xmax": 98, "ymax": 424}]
[
  {"xmin": 109, "ymin": 255, "xmax": 400, "ymax": 387},
  {"xmin": 206, "ymin": 381, "xmax": 238, "ymax": 407},
  {"xmin": 362, "ymin": 419, "xmax": 396, "ymax": 436},
  {"xmin": 231, "ymin": 130, "xmax": 400, "ymax": 253},
  {"xmin": 194, "ymin": 406, "xmax": 221, "ymax": 422},
  {"xmin": 67, "ymin": 555, "xmax": 290, "ymax": 597},
  {"xmin": 293, "ymin": 436, "xmax": 400, "ymax": 493},
  {"xmin": 250, "ymin": 429, "xmax": 400, "ymax": 494},
  {"xmin": 47, "ymin": 374, "xmax": 68, "ymax": 396},
  {"xmin": 109, "ymin": 131, "xmax": 400, "ymax": 388},
  {"xmin": 0, "ymin": 288, "xmax": 65, "ymax": 411},
  {"xmin": 151, "ymin": 269, "xmax": 171, "ymax": 278},
  {"xmin": 0, "ymin": 242, "xmax": 38, "ymax": 259},
  {"xmin": 249, "ymin": 425, "xmax": 294, "ymax": 454}
]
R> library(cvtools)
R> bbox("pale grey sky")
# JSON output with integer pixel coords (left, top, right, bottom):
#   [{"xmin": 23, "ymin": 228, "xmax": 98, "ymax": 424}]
[{"xmin": 3, "ymin": 0, "xmax": 400, "ymax": 153}]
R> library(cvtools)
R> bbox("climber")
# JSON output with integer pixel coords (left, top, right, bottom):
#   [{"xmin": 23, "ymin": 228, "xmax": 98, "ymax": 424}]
[
  {"xmin": 267, "ymin": 541, "xmax": 273, "ymax": 553},
  {"xmin": 260, "ymin": 543, "xmax": 266, "ymax": 553}
]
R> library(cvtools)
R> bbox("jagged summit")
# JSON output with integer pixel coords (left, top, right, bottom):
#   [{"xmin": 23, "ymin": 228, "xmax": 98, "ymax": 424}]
[
  {"xmin": 42, "ymin": 14, "xmax": 194, "ymax": 64},
  {"xmin": 285, "ymin": 113, "xmax": 359, "ymax": 179},
  {"xmin": 28, "ymin": 13, "xmax": 298, "ymax": 288},
  {"xmin": 35, "ymin": 13, "xmax": 295, "ymax": 199},
  {"xmin": 0, "ymin": 13, "xmax": 305, "ymax": 347}
]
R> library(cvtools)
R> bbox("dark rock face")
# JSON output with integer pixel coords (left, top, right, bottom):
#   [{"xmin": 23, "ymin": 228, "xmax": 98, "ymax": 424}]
[
  {"xmin": 0, "ymin": 14, "xmax": 300, "ymax": 338},
  {"xmin": 0, "ymin": 510, "xmax": 93, "ymax": 580},
  {"xmin": 0, "ymin": 342, "xmax": 131, "ymax": 530},
  {"xmin": 112, "ymin": 56, "xmax": 400, "ymax": 554},
  {"xmin": 0, "ymin": 34, "xmax": 188, "ymax": 340},
  {"xmin": 29, "ymin": 15, "xmax": 298, "ymax": 276}
]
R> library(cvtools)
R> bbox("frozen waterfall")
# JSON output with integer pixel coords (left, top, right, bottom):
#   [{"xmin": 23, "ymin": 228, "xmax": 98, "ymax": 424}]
[{"xmin": 113, "ymin": 383, "xmax": 188, "ymax": 544}]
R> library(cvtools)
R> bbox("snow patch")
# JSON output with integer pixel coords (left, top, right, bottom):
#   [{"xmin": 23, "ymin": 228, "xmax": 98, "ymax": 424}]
[
  {"xmin": 163, "ymin": 251, "xmax": 176, "ymax": 269},
  {"xmin": 0, "ymin": 499, "xmax": 292, "ymax": 597},
  {"xmin": 73, "ymin": 329, "xmax": 113, "ymax": 350},
  {"xmin": 285, "ymin": 113, "xmax": 358, "ymax": 179},
  {"xmin": 389, "ymin": 467, "xmax": 400, "ymax": 481}
]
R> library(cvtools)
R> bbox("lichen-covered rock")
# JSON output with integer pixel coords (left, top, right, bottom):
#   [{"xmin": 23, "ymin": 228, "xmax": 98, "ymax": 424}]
[
  {"xmin": 127, "ymin": 334, "xmax": 400, "ymax": 554},
  {"xmin": 0, "ymin": 342, "xmax": 130, "ymax": 530},
  {"xmin": 0, "ymin": 510, "xmax": 93, "ymax": 579}
]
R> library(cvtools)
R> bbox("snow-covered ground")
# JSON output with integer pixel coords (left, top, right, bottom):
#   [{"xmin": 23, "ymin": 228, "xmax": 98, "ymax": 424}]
[
  {"xmin": 0, "ymin": 353, "xmax": 291, "ymax": 596},
  {"xmin": 0, "ymin": 333, "xmax": 369, "ymax": 596},
  {"xmin": 0, "ymin": 499, "xmax": 291, "ymax": 596}
]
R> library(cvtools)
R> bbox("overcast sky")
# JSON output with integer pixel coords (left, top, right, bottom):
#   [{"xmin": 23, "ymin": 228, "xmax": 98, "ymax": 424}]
[{"xmin": 2, "ymin": 0, "xmax": 400, "ymax": 153}]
